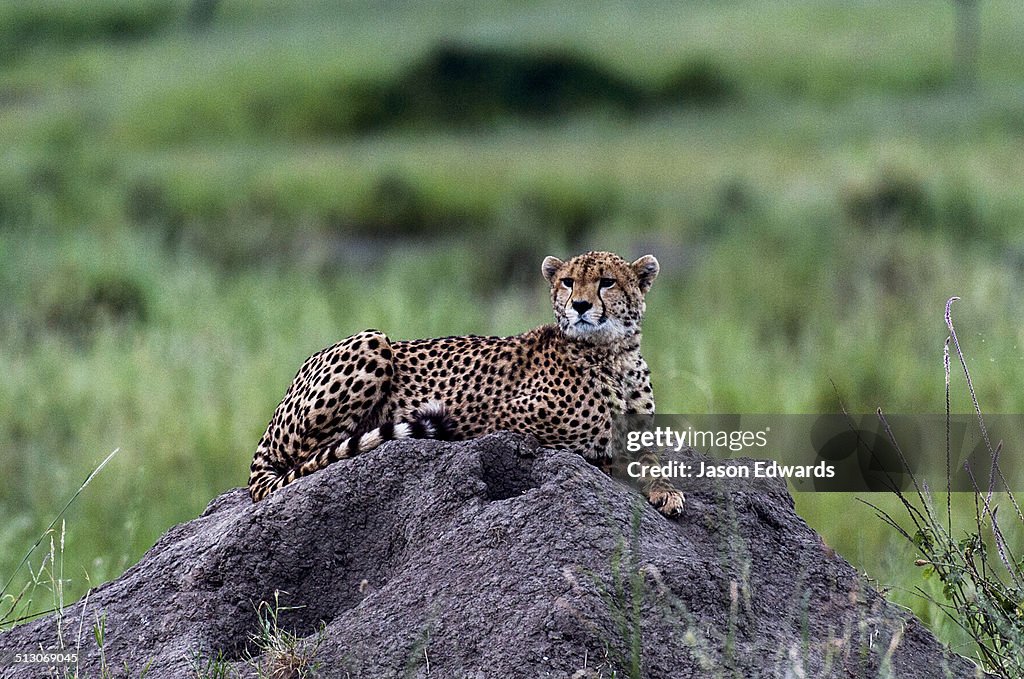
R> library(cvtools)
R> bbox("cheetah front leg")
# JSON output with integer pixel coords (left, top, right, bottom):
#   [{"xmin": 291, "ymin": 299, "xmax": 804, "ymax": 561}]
[
  {"xmin": 620, "ymin": 363, "xmax": 684, "ymax": 517},
  {"xmin": 588, "ymin": 429, "xmax": 684, "ymax": 518},
  {"xmin": 636, "ymin": 452, "xmax": 685, "ymax": 517}
]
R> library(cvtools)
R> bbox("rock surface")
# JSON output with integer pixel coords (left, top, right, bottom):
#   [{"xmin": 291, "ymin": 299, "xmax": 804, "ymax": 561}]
[{"xmin": 0, "ymin": 433, "xmax": 984, "ymax": 678}]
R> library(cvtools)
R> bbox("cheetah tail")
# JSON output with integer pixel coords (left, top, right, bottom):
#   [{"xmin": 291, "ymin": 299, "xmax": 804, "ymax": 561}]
[{"xmin": 251, "ymin": 402, "xmax": 456, "ymax": 502}]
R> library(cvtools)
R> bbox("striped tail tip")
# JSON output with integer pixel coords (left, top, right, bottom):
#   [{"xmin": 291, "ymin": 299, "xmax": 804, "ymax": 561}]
[{"xmin": 256, "ymin": 401, "xmax": 459, "ymax": 501}]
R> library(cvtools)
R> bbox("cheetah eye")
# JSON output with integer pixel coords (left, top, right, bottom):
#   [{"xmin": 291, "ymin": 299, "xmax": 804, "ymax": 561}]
[
  {"xmin": 560, "ymin": 277, "xmax": 574, "ymax": 289},
  {"xmin": 598, "ymin": 278, "xmax": 616, "ymax": 289}
]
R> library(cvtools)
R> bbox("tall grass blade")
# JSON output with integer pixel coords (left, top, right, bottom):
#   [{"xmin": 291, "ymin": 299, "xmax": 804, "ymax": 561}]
[{"xmin": 0, "ymin": 448, "xmax": 120, "ymax": 603}]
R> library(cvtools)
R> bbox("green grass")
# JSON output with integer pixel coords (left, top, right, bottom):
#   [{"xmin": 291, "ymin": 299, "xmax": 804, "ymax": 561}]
[
  {"xmin": 2, "ymin": 0, "xmax": 1024, "ymax": 668},
  {"xmin": 3, "ymin": 224, "xmax": 1022, "ymax": 653}
]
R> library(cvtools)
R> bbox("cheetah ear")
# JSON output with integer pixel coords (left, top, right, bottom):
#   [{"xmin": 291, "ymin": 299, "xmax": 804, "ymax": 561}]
[
  {"xmin": 631, "ymin": 255, "xmax": 659, "ymax": 294},
  {"xmin": 541, "ymin": 256, "xmax": 564, "ymax": 283}
]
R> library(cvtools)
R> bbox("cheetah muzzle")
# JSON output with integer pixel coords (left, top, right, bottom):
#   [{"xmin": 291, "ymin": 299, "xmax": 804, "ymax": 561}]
[{"xmin": 248, "ymin": 251, "xmax": 684, "ymax": 517}]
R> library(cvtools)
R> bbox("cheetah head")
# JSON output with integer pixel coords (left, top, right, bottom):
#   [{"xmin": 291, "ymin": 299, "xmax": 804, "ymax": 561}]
[{"xmin": 542, "ymin": 251, "xmax": 659, "ymax": 344}]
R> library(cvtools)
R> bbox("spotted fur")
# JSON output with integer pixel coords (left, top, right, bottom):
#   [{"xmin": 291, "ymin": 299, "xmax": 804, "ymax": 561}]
[{"xmin": 248, "ymin": 251, "xmax": 684, "ymax": 516}]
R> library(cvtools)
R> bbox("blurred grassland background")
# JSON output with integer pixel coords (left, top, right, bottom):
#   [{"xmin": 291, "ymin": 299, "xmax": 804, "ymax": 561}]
[{"xmin": 1, "ymin": 0, "xmax": 1023, "ymax": 653}]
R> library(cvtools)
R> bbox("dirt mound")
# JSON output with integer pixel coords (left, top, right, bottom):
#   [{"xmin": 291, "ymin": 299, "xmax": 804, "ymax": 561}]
[{"xmin": 0, "ymin": 433, "xmax": 982, "ymax": 677}]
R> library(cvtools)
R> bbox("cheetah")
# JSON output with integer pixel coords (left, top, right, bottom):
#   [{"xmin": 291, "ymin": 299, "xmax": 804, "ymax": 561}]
[{"xmin": 248, "ymin": 251, "xmax": 684, "ymax": 516}]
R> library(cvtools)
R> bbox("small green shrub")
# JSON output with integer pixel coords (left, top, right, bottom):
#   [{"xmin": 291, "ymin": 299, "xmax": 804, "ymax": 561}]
[
  {"xmin": 44, "ymin": 274, "xmax": 149, "ymax": 339},
  {"xmin": 843, "ymin": 170, "xmax": 934, "ymax": 230},
  {"xmin": 657, "ymin": 60, "xmax": 739, "ymax": 107},
  {"xmin": 870, "ymin": 298, "xmax": 1024, "ymax": 678},
  {"xmin": 246, "ymin": 590, "xmax": 324, "ymax": 679},
  {"xmin": 0, "ymin": 0, "xmax": 178, "ymax": 63}
]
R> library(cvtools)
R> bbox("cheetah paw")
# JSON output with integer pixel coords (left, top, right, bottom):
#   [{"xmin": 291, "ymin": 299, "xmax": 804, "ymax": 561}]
[{"xmin": 648, "ymin": 485, "xmax": 685, "ymax": 517}]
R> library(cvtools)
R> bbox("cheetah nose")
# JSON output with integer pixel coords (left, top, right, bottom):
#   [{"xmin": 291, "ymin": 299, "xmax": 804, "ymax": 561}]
[{"xmin": 571, "ymin": 300, "xmax": 593, "ymax": 314}]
